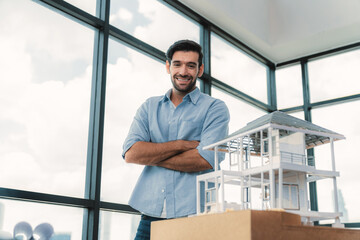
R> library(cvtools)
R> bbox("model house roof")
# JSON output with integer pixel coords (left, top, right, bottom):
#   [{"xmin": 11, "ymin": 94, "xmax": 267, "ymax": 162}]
[
  {"xmin": 230, "ymin": 111, "xmax": 343, "ymax": 138},
  {"xmin": 203, "ymin": 111, "xmax": 345, "ymax": 152},
  {"xmin": 225, "ymin": 111, "xmax": 345, "ymax": 150}
]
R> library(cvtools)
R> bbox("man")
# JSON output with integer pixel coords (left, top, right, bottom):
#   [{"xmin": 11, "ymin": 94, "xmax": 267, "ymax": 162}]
[{"xmin": 123, "ymin": 40, "xmax": 230, "ymax": 239}]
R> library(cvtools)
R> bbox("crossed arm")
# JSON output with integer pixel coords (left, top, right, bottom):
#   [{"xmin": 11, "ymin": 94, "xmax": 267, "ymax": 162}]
[{"xmin": 124, "ymin": 140, "xmax": 212, "ymax": 172}]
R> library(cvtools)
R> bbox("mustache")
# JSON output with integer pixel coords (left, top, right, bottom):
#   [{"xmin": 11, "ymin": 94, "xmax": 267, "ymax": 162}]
[{"xmin": 175, "ymin": 74, "xmax": 192, "ymax": 79}]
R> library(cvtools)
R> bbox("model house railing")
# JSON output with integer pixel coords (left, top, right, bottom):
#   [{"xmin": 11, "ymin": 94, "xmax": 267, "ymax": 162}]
[{"xmin": 280, "ymin": 151, "xmax": 306, "ymax": 165}]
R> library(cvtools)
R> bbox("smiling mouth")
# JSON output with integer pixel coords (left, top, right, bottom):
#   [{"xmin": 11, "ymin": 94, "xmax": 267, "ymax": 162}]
[{"xmin": 175, "ymin": 76, "xmax": 192, "ymax": 82}]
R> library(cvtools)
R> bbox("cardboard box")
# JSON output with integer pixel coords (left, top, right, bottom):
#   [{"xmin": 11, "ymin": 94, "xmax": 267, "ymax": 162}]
[{"xmin": 151, "ymin": 210, "xmax": 360, "ymax": 240}]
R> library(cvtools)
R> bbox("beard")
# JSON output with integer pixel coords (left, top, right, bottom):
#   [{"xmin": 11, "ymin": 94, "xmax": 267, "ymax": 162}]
[{"xmin": 171, "ymin": 74, "xmax": 197, "ymax": 93}]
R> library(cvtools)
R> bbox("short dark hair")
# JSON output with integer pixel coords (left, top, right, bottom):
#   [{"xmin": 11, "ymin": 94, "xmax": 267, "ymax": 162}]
[{"xmin": 166, "ymin": 40, "xmax": 203, "ymax": 67}]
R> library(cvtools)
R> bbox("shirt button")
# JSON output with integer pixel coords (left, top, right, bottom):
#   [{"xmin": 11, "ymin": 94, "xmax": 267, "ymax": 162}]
[{"xmin": 161, "ymin": 189, "xmax": 165, "ymax": 193}]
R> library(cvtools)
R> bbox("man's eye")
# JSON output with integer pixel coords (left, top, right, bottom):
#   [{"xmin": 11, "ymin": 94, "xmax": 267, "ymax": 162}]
[{"xmin": 188, "ymin": 65, "xmax": 196, "ymax": 69}]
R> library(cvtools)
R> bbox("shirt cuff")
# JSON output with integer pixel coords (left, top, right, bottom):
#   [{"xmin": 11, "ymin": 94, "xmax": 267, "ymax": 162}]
[
  {"xmin": 122, "ymin": 139, "xmax": 138, "ymax": 159},
  {"xmin": 197, "ymin": 145, "xmax": 225, "ymax": 170}
]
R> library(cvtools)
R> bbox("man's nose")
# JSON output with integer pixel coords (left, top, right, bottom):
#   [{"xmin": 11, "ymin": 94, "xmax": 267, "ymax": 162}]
[{"xmin": 179, "ymin": 65, "xmax": 188, "ymax": 75}]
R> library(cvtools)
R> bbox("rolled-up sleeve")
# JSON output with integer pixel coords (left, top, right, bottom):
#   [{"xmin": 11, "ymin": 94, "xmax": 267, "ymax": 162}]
[
  {"xmin": 197, "ymin": 99, "xmax": 230, "ymax": 169},
  {"xmin": 122, "ymin": 101, "xmax": 150, "ymax": 159}
]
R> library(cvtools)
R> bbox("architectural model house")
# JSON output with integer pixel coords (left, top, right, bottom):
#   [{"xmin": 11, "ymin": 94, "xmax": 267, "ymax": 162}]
[{"xmin": 196, "ymin": 111, "xmax": 345, "ymax": 227}]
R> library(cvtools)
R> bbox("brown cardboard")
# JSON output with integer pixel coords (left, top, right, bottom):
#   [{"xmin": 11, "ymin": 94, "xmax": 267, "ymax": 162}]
[{"xmin": 151, "ymin": 210, "xmax": 360, "ymax": 240}]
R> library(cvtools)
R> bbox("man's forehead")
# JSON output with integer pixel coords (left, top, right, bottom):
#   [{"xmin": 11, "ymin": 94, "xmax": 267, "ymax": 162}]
[{"xmin": 171, "ymin": 51, "xmax": 199, "ymax": 63}]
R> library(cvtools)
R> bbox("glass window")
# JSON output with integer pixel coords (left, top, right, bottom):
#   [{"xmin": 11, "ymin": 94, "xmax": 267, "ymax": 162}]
[
  {"xmin": 99, "ymin": 211, "xmax": 140, "ymax": 240},
  {"xmin": 110, "ymin": 0, "xmax": 200, "ymax": 52},
  {"xmin": 312, "ymin": 101, "xmax": 360, "ymax": 223},
  {"xmin": 308, "ymin": 49, "xmax": 360, "ymax": 103},
  {"xmin": 211, "ymin": 33, "xmax": 268, "ymax": 104},
  {"xmin": 65, "ymin": 0, "xmax": 96, "ymax": 15},
  {"xmin": 289, "ymin": 111, "xmax": 305, "ymax": 120},
  {"xmin": 211, "ymin": 87, "xmax": 266, "ymax": 136},
  {"xmin": 101, "ymin": 38, "xmax": 170, "ymax": 203},
  {"xmin": 276, "ymin": 65, "xmax": 303, "ymax": 109},
  {"xmin": 0, "ymin": 0, "xmax": 94, "ymax": 197},
  {"xmin": 0, "ymin": 199, "xmax": 83, "ymax": 239}
]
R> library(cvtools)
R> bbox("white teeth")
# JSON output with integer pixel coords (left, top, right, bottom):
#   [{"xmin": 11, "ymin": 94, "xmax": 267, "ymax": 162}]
[{"xmin": 176, "ymin": 77, "xmax": 190, "ymax": 82}]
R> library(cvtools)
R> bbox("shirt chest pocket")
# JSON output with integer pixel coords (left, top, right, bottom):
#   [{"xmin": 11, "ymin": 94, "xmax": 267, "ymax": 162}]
[{"xmin": 177, "ymin": 120, "xmax": 202, "ymax": 141}]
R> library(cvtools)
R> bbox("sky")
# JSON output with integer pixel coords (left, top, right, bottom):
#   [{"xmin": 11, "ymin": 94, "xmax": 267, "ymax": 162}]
[{"xmin": 0, "ymin": 0, "xmax": 359, "ymax": 239}]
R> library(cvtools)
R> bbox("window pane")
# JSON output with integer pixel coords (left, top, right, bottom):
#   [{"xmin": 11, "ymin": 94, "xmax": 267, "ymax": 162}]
[
  {"xmin": 211, "ymin": 33, "xmax": 268, "ymax": 104},
  {"xmin": 308, "ymin": 49, "xmax": 360, "ymax": 103},
  {"xmin": 110, "ymin": 0, "xmax": 200, "ymax": 52},
  {"xmin": 99, "ymin": 211, "xmax": 140, "ymax": 240},
  {"xmin": 0, "ymin": 1, "xmax": 93, "ymax": 197},
  {"xmin": 289, "ymin": 111, "xmax": 305, "ymax": 120},
  {"xmin": 276, "ymin": 65, "xmax": 303, "ymax": 109},
  {"xmin": 312, "ymin": 101, "xmax": 360, "ymax": 223},
  {"xmin": 65, "ymin": 0, "xmax": 96, "ymax": 15},
  {"xmin": 0, "ymin": 199, "xmax": 83, "ymax": 239},
  {"xmin": 211, "ymin": 87, "xmax": 266, "ymax": 134},
  {"xmin": 101, "ymin": 38, "xmax": 170, "ymax": 203}
]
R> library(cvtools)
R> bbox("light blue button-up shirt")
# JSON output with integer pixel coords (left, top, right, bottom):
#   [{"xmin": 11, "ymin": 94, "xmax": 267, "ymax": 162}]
[{"xmin": 122, "ymin": 87, "xmax": 229, "ymax": 218}]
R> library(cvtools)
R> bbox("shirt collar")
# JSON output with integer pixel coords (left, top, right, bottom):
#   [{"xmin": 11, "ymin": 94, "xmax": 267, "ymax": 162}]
[
  {"xmin": 162, "ymin": 89, "xmax": 172, "ymax": 102},
  {"xmin": 161, "ymin": 87, "xmax": 200, "ymax": 105},
  {"xmin": 185, "ymin": 87, "xmax": 200, "ymax": 104}
]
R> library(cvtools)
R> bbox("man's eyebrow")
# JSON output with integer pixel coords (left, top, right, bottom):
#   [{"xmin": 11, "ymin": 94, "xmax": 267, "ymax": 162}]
[{"xmin": 171, "ymin": 60, "xmax": 197, "ymax": 65}]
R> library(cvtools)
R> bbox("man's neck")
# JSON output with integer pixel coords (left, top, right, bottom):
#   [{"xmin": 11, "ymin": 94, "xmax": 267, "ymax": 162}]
[
  {"xmin": 170, "ymin": 90, "xmax": 185, "ymax": 107},
  {"xmin": 171, "ymin": 87, "xmax": 196, "ymax": 107}
]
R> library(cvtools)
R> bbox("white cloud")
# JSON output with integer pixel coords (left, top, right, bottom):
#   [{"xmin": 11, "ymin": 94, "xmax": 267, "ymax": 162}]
[
  {"xmin": 110, "ymin": 8, "xmax": 133, "ymax": 25},
  {"xmin": 211, "ymin": 87, "xmax": 266, "ymax": 133},
  {"xmin": 134, "ymin": 0, "xmax": 199, "ymax": 52},
  {"xmin": 307, "ymin": 50, "xmax": 360, "ymax": 102},
  {"xmin": 0, "ymin": 1, "xmax": 92, "ymax": 197},
  {"xmin": 276, "ymin": 65, "xmax": 303, "ymax": 109},
  {"xmin": 0, "ymin": 152, "xmax": 42, "ymax": 188},
  {"xmin": 211, "ymin": 35, "xmax": 268, "ymax": 104},
  {"xmin": 65, "ymin": 0, "xmax": 96, "ymax": 15},
  {"xmin": 118, "ymin": 8, "xmax": 134, "ymax": 22}
]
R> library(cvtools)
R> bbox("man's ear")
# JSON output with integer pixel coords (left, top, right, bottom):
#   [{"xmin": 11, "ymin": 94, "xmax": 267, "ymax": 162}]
[
  {"xmin": 166, "ymin": 60, "xmax": 171, "ymax": 74},
  {"xmin": 198, "ymin": 64, "xmax": 204, "ymax": 77}
]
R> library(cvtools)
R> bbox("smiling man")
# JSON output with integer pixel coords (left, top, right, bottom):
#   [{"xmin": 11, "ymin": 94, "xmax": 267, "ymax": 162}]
[{"xmin": 123, "ymin": 40, "xmax": 230, "ymax": 240}]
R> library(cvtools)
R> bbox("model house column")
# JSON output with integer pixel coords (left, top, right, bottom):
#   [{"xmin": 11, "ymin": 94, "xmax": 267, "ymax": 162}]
[
  {"xmin": 330, "ymin": 138, "xmax": 340, "ymax": 214},
  {"xmin": 278, "ymin": 168, "xmax": 283, "ymax": 209},
  {"xmin": 269, "ymin": 127, "xmax": 275, "ymax": 208}
]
